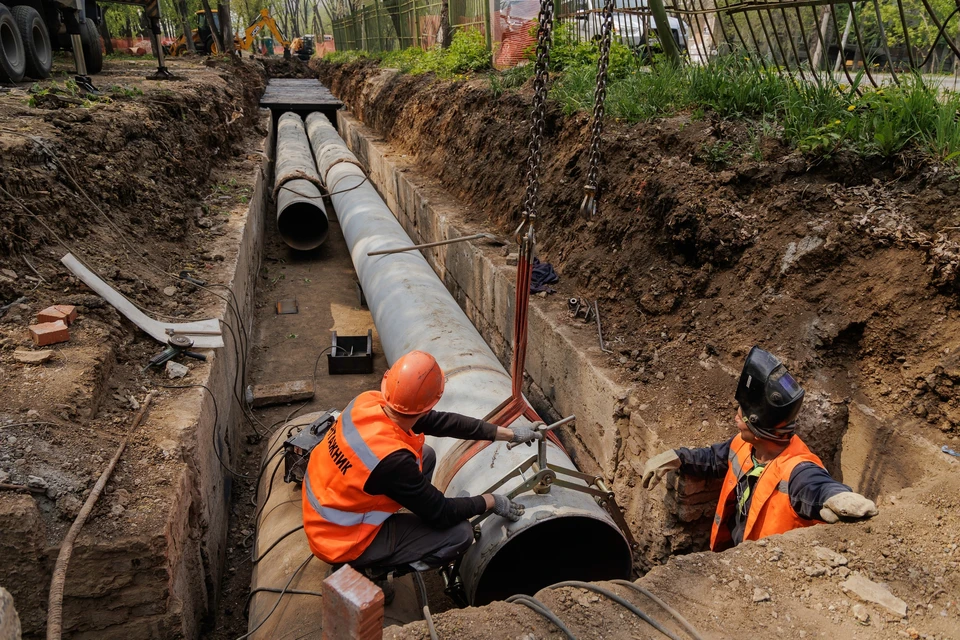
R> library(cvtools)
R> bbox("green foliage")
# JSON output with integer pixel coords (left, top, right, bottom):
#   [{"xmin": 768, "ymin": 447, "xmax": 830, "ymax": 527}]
[
  {"xmin": 547, "ymin": 23, "xmax": 636, "ymax": 79},
  {"xmin": 323, "ymin": 49, "xmax": 369, "ymax": 64},
  {"xmin": 443, "ymin": 28, "xmax": 491, "ymax": 74},
  {"xmin": 699, "ymin": 140, "xmax": 735, "ymax": 169},
  {"xmin": 371, "ymin": 29, "xmax": 491, "ymax": 77}
]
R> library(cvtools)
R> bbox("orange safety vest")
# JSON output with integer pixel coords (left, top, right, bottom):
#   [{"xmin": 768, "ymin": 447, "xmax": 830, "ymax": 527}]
[
  {"xmin": 302, "ymin": 390, "xmax": 425, "ymax": 563},
  {"xmin": 710, "ymin": 434, "xmax": 826, "ymax": 551}
]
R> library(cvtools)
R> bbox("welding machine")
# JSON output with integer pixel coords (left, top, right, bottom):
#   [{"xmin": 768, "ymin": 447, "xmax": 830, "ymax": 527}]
[{"xmin": 282, "ymin": 410, "xmax": 338, "ymax": 484}]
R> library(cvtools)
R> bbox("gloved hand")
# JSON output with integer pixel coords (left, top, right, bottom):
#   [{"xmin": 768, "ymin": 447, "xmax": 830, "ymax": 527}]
[
  {"xmin": 820, "ymin": 491, "xmax": 878, "ymax": 523},
  {"xmin": 640, "ymin": 450, "xmax": 681, "ymax": 490},
  {"xmin": 510, "ymin": 424, "xmax": 544, "ymax": 447},
  {"xmin": 492, "ymin": 494, "xmax": 524, "ymax": 522}
]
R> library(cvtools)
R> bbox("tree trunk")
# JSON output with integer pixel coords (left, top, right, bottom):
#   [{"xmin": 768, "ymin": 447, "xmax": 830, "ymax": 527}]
[
  {"xmin": 200, "ymin": 0, "xmax": 223, "ymax": 52},
  {"xmin": 99, "ymin": 9, "xmax": 114, "ymax": 54},
  {"xmin": 439, "ymin": 0, "xmax": 450, "ymax": 48},
  {"xmin": 178, "ymin": 0, "xmax": 196, "ymax": 52},
  {"xmin": 218, "ymin": 1, "xmax": 234, "ymax": 55},
  {"xmin": 810, "ymin": 6, "xmax": 832, "ymax": 71}
]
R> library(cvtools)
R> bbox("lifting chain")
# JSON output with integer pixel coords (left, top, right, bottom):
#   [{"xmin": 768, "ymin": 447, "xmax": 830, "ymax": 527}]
[
  {"xmin": 516, "ymin": 0, "xmax": 556, "ymax": 245},
  {"xmin": 579, "ymin": 0, "xmax": 617, "ymax": 218}
]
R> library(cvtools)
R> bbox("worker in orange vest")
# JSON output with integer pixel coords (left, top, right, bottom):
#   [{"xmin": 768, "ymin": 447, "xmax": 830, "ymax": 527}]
[
  {"xmin": 302, "ymin": 350, "xmax": 537, "ymax": 573},
  {"xmin": 640, "ymin": 346, "xmax": 877, "ymax": 551}
]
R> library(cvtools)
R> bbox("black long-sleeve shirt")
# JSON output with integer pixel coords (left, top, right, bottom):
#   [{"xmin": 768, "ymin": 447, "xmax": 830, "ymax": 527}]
[
  {"xmin": 363, "ymin": 410, "xmax": 498, "ymax": 529},
  {"xmin": 675, "ymin": 436, "xmax": 850, "ymax": 546}
]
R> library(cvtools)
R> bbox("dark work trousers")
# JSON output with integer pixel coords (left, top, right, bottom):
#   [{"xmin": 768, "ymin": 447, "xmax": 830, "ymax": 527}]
[{"xmin": 351, "ymin": 445, "xmax": 474, "ymax": 569}]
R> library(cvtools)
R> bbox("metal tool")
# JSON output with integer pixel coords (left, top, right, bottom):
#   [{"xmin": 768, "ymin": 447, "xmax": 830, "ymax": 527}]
[
  {"xmin": 179, "ymin": 270, "xmax": 207, "ymax": 286},
  {"xmin": 143, "ymin": 335, "xmax": 207, "ymax": 372},
  {"xmin": 475, "ymin": 415, "xmax": 636, "ymax": 548},
  {"xmin": 595, "ymin": 300, "xmax": 612, "ymax": 353},
  {"xmin": 942, "ymin": 445, "xmax": 960, "ymax": 458},
  {"xmin": 366, "ymin": 233, "xmax": 498, "ymax": 257},
  {"xmin": 567, "ymin": 297, "xmax": 594, "ymax": 323}
]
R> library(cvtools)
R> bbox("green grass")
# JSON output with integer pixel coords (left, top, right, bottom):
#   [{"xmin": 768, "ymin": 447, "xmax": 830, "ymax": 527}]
[
  {"xmin": 324, "ymin": 29, "xmax": 491, "ymax": 78},
  {"xmin": 326, "ymin": 33, "xmax": 960, "ymax": 166}
]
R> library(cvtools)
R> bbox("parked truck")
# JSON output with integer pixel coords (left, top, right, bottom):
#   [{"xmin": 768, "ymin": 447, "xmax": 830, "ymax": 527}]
[{"xmin": 0, "ymin": 0, "xmax": 170, "ymax": 87}]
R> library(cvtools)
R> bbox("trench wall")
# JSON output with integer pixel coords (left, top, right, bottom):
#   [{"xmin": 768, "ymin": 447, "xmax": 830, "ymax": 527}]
[
  {"xmin": 1, "ymin": 159, "xmax": 266, "ymax": 639},
  {"xmin": 334, "ymin": 113, "xmax": 712, "ymax": 565}
]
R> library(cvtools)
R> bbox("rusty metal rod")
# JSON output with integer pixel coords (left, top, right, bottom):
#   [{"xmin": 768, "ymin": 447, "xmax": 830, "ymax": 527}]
[
  {"xmin": 366, "ymin": 233, "xmax": 497, "ymax": 256},
  {"xmin": 47, "ymin": 392, "xmax": 154, "ymax": 640}
]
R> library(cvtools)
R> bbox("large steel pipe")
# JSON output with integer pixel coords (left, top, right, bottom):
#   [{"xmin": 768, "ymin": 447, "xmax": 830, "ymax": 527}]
[
  {"xmin": 305, "ymin": 113, "xmax": 632, "ymax": 604},
  {"xmin": 275, "ymin": 112, "xmax": 328, "ymax": 250}
]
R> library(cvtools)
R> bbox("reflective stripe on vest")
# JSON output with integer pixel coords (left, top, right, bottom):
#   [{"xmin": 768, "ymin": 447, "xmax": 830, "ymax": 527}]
[
  {"xmin": 339, "ymin": 400, "xmax": 381, "ymax": 471},
  {"xmin": 303, "ymin": 473, "xmax": 393, "ymax": 527},
  {"xmin": 709, "ymin": 434, "xmax": 826, "ymax": 552}
]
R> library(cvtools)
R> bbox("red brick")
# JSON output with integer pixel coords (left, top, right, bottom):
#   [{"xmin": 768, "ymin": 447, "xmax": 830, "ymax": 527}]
[
  {"xmin": 322, "ymin": 565, "xmax": 383, "ymax": 640},
  {"xmin": 36, "ymin": 305, "xmax": 77, "ymax": 326},
  {"xmin": 29, "ymin": 321, "xmax": 69, "ymax": 346}
]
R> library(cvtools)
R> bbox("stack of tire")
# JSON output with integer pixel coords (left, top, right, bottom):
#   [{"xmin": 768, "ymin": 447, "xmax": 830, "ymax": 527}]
[{"xmin": 0, "ymin": 3, "xmax": 102, "ymax": 83}]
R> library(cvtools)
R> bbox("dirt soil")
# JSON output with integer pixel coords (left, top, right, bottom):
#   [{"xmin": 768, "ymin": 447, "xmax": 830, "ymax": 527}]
[
  {"xmin": 314, "ymin": 59, "xmax": 960, "ymax": 639},
  {"xmin": 0, "ymin": 54, "xmax": 267, "ymax": 637}
]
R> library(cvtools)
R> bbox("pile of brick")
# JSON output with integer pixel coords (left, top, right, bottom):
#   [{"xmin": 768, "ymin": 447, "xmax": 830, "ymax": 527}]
[{"xmin": 27, "ymin": 305, "xmax": 77, "ymax": 347}]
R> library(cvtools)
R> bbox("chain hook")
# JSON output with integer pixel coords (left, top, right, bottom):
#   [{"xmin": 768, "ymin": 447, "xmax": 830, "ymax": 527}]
[
  {"xmin": 579, "ymin": 185, "xmax": 597, "ymax": 218},
  {"xmin": 580, "ymin": 0, "xmax": 616, "ymax": 219}
]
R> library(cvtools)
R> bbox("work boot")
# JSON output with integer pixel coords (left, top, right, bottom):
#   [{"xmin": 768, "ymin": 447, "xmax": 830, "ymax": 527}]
[{"xmin": 372, "ymin": 572, "xmax": 396, "ymax": 606}]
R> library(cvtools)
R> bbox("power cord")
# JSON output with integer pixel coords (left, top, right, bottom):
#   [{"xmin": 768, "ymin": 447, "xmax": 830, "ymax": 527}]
[{"xmin": 236, "ymin": 553, "xmax": 313, "ymax": 640}]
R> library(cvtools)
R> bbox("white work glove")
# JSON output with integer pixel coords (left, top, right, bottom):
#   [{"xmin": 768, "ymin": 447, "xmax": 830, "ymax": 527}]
[
  {"xmin": 492, "ymin": 494, "xmax": 524, "ymax": 522},
  {"xmin": 640, "ymin": 450, "xmax": 681, "ymax": 490},
  {"xmin": 510, "ymin": 424, "xmax": 544, "ymax": 447},
  {"xmin": 820, "ymin": 491, "xmax": 878, "ymax": 523}
]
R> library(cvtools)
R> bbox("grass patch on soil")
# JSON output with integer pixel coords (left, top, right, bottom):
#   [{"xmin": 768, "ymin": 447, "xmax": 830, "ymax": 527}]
[
  {"xmin": 553, "ymin": 56, "xmax": 960, "ymax": 164},
  {"xmin": 323, "ymin": 28, "xmax": 490, "ymax": 77},
  {"xmin": 325, "ymin": 26, "xmax": 960, "ymax": 166}
]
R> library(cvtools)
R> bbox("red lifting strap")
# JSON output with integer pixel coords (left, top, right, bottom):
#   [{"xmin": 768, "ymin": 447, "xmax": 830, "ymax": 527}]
[{"xmin": 433, "ymin": 244, "xmax": 565, "ymax": 493}]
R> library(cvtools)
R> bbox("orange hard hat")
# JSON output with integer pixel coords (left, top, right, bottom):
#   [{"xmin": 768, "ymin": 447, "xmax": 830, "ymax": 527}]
[{"xmin": 381, "ymin": 350, "xmax": 445, "ymax": 415}]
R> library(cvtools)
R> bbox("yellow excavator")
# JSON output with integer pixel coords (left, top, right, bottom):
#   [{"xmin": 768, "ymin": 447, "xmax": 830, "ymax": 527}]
[{"xmin": 168, "ymin": 8, "xmax": 291, "ymax": 57}]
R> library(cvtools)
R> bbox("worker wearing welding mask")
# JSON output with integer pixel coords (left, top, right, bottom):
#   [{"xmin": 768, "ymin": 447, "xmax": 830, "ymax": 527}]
[
  {"xmin": 302, "ymin": 350, "xmax": 537, "ymax": 572},
  {"xmin": 640, "ymin": 346, "xmax": 878, "ymax": 551}
]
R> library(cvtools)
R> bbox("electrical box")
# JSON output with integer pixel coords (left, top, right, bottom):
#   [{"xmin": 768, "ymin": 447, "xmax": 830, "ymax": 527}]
[{"xmin": 328, "ymin": 329, "xmax": 374, "ymax": 375}]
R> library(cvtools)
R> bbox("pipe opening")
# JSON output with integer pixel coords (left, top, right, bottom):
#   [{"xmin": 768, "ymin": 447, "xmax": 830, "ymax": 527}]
[
  {"xmin": 277, "ymin": 201, "xmax": 329, "ymax": 251},
  {"xmin": 471, "ymin": 516, "xmax": 632, "ymax": 606}
]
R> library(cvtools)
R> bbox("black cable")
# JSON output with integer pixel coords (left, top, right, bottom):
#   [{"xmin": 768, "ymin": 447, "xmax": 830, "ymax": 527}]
[
  {"xmin": 158, "ymin": 383, "xmax": 251, "ymax": 479},
  {"xmin": 249, "ymin": 525, "xmax": 304, "ymax": 564},
  {"xmin": 252, "ymin": 456, "xmax": 285, "ymax": 534},
  {"xmin": 506, "ymin": 594, "xmax": 577, "ymax": 640},
  {"xmin": 236, "ymin": 553, "xmax": 313, "ymax": 640},
  {"xmin": 548, "ymin": 581, "xmax": 683, "ymax": 640},
  {"xmin": 412, "ymin": 572, "xmax": 439, "ymax": 640},
  {"xmin": 242, "ymin": 587, "xmax": 323, "ymax": 617},
  {"xmin": 610, "ymin": 580, "xmax": 704, "ymax": 640}
]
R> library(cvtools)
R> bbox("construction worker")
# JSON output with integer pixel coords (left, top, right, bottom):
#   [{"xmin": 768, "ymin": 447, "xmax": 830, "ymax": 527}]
[
  {"xmin": 640, "ymin": 346, "xmax": 877, "ymax": 551},
  {"xmin": 302, "ymin": 350, "xmax": 537, "ymax": 573}
]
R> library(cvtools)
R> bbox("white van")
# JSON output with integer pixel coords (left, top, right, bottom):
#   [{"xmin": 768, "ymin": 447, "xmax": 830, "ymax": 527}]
[{"xmin": 568, "ymin": 0, "xmax": 689, "ymax": 56}]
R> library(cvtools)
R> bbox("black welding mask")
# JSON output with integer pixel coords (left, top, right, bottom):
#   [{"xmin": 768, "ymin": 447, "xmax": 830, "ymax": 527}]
[{"xmin": 735, "ymin": 346, "xmax": 805, "ymax": 443}]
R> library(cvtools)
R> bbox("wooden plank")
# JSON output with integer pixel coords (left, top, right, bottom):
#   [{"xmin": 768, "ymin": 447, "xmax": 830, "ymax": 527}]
[
  {"xmin": 247, "ymin": 379, "xmax": 315, "ymax": 407},
  {"xmin": 260, "ymin": 79, "xmax": 343, "ymax": 110}
]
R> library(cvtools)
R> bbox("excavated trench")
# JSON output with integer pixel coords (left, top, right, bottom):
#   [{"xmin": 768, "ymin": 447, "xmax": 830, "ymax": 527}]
[
  {"xmin": 264, "ymin": 61, "xmax": 958, "ymax": 639},
  {"xmin": 236, "ymin": 66, "xmax": 958, "ymax": 639},
  {"xmin": 4, "ymin": 54, "xmax": 957, "ymax": 639}
]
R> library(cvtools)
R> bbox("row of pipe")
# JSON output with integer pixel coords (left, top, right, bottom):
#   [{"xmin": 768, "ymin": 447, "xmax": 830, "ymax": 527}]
[
  {"xmin": 274, "ymin": 112, "xmax": 329, "ymax": 250},
  {"xmin": 248, "ymin": 112, "xmax": 632, "ymax": 636}
]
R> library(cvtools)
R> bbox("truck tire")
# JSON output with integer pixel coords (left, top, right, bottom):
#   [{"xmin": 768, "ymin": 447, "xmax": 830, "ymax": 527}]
[
  {"xmin": 12, "ymin": 6, "xmax": 51, "ymax": 79},
  {"xmin": 0, "ymin": 4, "xmax": 25, "ymax": 83},
  {"xmin": 79, "ymin": 16, "xmax": 102, "ymax": 74}
]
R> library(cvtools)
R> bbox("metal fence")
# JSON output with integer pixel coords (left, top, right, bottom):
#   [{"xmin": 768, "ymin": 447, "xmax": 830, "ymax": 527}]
[
  {"xmin": 331, "ymin": 0, "xmax": 491, "ymax": 53},
  {"xmin": 332, "ymin": 0, "xmax": 960, "ymax": 86},
  {"xmin": 557, "ymin": 0, "xmax": 960, "ymax": 87}
]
